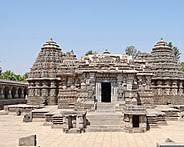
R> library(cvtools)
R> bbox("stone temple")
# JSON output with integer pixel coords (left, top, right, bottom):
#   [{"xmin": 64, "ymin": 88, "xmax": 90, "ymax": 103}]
[{"xmin": 16, "ymin": 38, "xmax": 184, "ymax": 133}]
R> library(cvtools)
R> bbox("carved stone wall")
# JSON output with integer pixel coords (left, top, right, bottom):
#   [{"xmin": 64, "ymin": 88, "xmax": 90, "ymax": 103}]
[{"xmin": 27, "ymin": 38, "xmax": 184, "ymax": 107}]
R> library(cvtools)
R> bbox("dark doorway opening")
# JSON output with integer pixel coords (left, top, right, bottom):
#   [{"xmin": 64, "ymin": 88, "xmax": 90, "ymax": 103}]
[
  {"xmin": 101, "ymin": 82, "xmax": 111, "ymax": 102},
  {"xmin": 132, "ymin": 115, "xmax": 139, "ymax": 128}
]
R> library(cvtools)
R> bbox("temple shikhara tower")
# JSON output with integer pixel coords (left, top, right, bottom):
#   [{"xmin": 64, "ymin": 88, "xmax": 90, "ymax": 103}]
[
  {"xmin": 149, "ymin": 40, "xmax": 184, "ymax": 104},
  {"xmin": 24, "ymin": 38, "xmax": 184, "ymax": 133}
]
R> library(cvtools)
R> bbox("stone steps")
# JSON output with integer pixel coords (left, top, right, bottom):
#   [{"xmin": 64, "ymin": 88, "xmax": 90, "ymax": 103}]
[
  {"xmin": 51, "ymin": 114, "xmax": 63, "ymax": 128},
  {"xmin": 96, "ymin": 103, "xmax": 115, "ymax": 112},
  {"xmin": 86, "ymin": 125, "xmax": 123, "ymax": 132},
  {"xmin": 86, "ymin": 111, "xmax": 123, "ymax": 132}
]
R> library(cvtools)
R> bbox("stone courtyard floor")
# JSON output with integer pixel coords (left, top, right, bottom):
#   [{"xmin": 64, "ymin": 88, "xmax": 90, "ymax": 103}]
[{"xmin": 0, "ymin": 113, "xmax": 184, "ymax": 147}]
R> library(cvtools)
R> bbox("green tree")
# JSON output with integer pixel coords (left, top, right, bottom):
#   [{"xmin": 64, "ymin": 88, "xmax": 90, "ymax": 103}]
[
  {"xmin": 173, "ymin": 46, "xmax": 181, "ymax": 61},
  {"xmin": 125, "ymin": 46, "xmax": 138, "ymax": 58},
  {"xmin": 0, "ymin": 70, "xmax": 27, "ymax": 82},
  {"xmin": 168, "ymin": 42, "xmax": 181, "ymax": 61},
  {"xmin": 168, "ymin": 42, "xmax": 173, "ymax": 47},
  {"xmin": 85, "ymin": 50, "xmax": 97, "ymax": 56}
]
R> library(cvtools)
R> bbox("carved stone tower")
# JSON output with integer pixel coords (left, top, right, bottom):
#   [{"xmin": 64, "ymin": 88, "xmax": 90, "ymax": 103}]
[{"xmin": 27, "ymin": 38, "xmax": 64, "ymax": 105}]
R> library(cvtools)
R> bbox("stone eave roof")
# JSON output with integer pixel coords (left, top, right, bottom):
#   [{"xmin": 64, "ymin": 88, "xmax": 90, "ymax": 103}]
[
  {"xmin": 0, "ymin": 79, "xmax": 28, "ymax": 86},
  {"xmin": 27, "ymin": 78, "xmax": 60, "ymax": 81}
]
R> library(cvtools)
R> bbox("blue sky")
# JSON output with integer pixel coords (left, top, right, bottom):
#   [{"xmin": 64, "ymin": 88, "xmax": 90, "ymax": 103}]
[{"xmin": 0, "ymin": 0, "xmax": 184, "ymax": 74}]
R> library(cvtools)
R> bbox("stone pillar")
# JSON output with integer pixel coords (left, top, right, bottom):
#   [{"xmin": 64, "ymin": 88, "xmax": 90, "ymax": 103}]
[
  {"xmin": 76, "ymin": 115, "xmax": 84, "ymax": 130},
  {"xmin": 157, "ymin": 81, "xmax": 162, "ymax": 95},
  {"xmin": 165, "ymin": 81, "xmax": 170, "ymax": 95},
  {"xmin": 34, "ymin": 88, "xmax": 40, "ymax": 97},
  {"xmin": 127, "ymin": 80, "xmax": 133, "ymax": 91},
  {"xmin": 8, "ymin": 88, "xmax": 12, "ymax": 99},
  {"xmin": 28, "ymin": 88, "xmax": 34, "ymax": 97},
  {"xmin": 111, "ymin": 82, "xmax": 118, "ymax": 102},
  {"xmin": 127, "ymin": 74, "xmax": 134, "ymax": 91},
  {"xmin": 57, "ymin": 81, "xmax": 63, "ymax": 100},
  {"xmin": 48, "ymin": 81, "xmax": 57, "ymax": 105},
  {"xmin": 20, "ymin": 88, "xmax": 24, "ymax": 98},
  {"xmin": 129, "ymin": 116, "xmax": 133, "ymax": 128},
  {"xmin": 28, "ymin": 82, "xmax": 34, "ymax": 97},
  {"xmin": 95, "ymin": 83, "xmax": 101, "ymax": 102},
  {"xmin": 178, "ymin": 82, "xmax": 183, "ymax": 96},
  {"xmin": 0, "ymin": 87, "xmax": 4, "ymax": 99},
  {"xmin": 171, "ymin": 81, "xmax": 178, "ymax": 95},
  {"xmin": 139, "ymin": 116, "xmax": 147, "ymax": 130},
  {"xmin": 50, "ymin": 81, "xmax": 56, "ymax": 97},
  {"xmin": 41, "ymin": 88, "xmax": 48, "ymax": 97},
  {"xmin": 63, "ymin": 116, "xmax": 69, "ymax": 130},
  {"xmin": 111, "ymin": 83, "xmax": 114, "ymax": 102},
  {"xmin": 117, "ymin": 74, "xmax": 122, "ymax": 87},
  {"xmin": 41, "ymin": 81, "xmax": 48, "ymax": 97},
  {"xmin": 34, "ymin": 82, "xmax": 40, "ymax": 97},
  {"xmin": 50, "ymin": 88, "xmax": 56, "ymax": 97},
  {"xmin": 15, "ymin": 88, "xmax": 19, "ymax": 98}
]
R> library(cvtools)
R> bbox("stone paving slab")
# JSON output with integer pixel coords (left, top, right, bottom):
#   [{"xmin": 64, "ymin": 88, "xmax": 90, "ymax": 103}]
[{"xmin": 0, "ymin": 114, "xmax": 184, "ymax": 147}]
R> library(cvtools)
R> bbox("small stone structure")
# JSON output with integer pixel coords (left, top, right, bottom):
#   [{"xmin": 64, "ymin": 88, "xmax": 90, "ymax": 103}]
[
  {"xmin": 19, "ymin": 135, "xmax": 37, "ymax": 146},
  {"xmin": 62, "ymin": 111, "xmax": 86, "ymax": 133},
  {"xmin": 123, "ymin": 104, "xmax": 147, "ymax": 133},
  {"xmin": 23, "ymin": 113, "xmax": 32, "ymax": 122}
]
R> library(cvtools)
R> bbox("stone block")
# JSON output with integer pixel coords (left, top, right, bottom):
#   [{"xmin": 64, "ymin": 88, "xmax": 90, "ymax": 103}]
[
  {"xmin": 156, "ymin": 138, "xmax": 184, "ymax": 147},
  {"xmin": 16, "ymin": 108, "xmax": 22, "ymax": 116},
  {"xmin": 23, "ymin": 113, "xmax": 32, "ymax": 122},
  {"xmin": 19, "ymin": 135, "xmax": 37, "ymax": 146},
  {"xmin": 0, "ymin": 110, "xmax": 8, "ymax": 115}
]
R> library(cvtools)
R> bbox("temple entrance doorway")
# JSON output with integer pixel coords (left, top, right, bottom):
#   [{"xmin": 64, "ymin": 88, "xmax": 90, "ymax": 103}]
[
  {"xmin": 101, "ymin": 82, "xmax": 111, "ymax": 102},
  {"xmin": 132, "ymin": 115, "xmax": 139, "ymax": 128}
]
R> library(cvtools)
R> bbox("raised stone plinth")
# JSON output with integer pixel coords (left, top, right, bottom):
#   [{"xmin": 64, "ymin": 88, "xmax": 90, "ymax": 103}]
[
  {"xmin": 19, "ymin": 135, "xmax": 37, "ymax": 146},
  {"xmin": 61, "ymin": 110, "xmax": 86, "ymax": 133},
  {"xmin": 7, "ymin": 104, "xmax": 42, "ymax": 113},
  {"xmin": 156, "ymin": 105, "xmax": 180, "ymax": 120}
]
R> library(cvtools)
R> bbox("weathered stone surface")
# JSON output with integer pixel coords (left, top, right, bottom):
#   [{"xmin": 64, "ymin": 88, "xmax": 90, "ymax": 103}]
[
  {"xmin": 16, "ymin": 108, "xmax": 22, "ymax": 116},
  {"xmin": 62, "ymin": 110, "xmax": 86, "ymax": 133},
  {"xmin": 156, "ymin": 138, "xmax": 184, "ymax": 147},
  {"xmin": 19, "ymin": 135, "xmax": 36, "ymax": 146},
  {"xmin": 25, "ymin": 38, "xmax": 184, "ymax": 133},
  {"xmin": 23, "ymin": 113, "xmax": 32, "ymax": 122},
  {"xmin": 0, "ymin": 110, "xmax": 8, "ymax": 115}
]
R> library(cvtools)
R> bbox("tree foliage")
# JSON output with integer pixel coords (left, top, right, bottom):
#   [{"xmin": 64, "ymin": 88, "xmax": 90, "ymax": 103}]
[
  {"xmin": 0, "ymin": 70, "xmax": 27, "ymax": 82},
  {"xmin": 85, "ymin": 50, "xmax": 97, "ymax": 56},
  {"xmin": 168, "ymin": 42, "xmax": 181, "ymax": 61},
  {"xmin": 125, "ymin": 46, "xmax": 138, "ymax": 58},
  {"xmin": 173, "ymin": 46, "xmax": 181, "ymax": 61}
]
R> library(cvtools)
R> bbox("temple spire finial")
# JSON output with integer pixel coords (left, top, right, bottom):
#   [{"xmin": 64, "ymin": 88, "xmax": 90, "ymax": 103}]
[{"xmin": 160, "ymin": 37, "xmax": 163, "ymax": 41}]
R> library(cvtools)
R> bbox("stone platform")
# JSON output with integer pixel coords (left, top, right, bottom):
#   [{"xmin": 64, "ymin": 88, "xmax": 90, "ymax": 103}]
[
  {"xmin": 1, "ymin": 114, "xmax": 184, "ymax": 147},
  {"xmin": 6, "ymin": 104, "xmax": 43, "ymax": 112}
]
